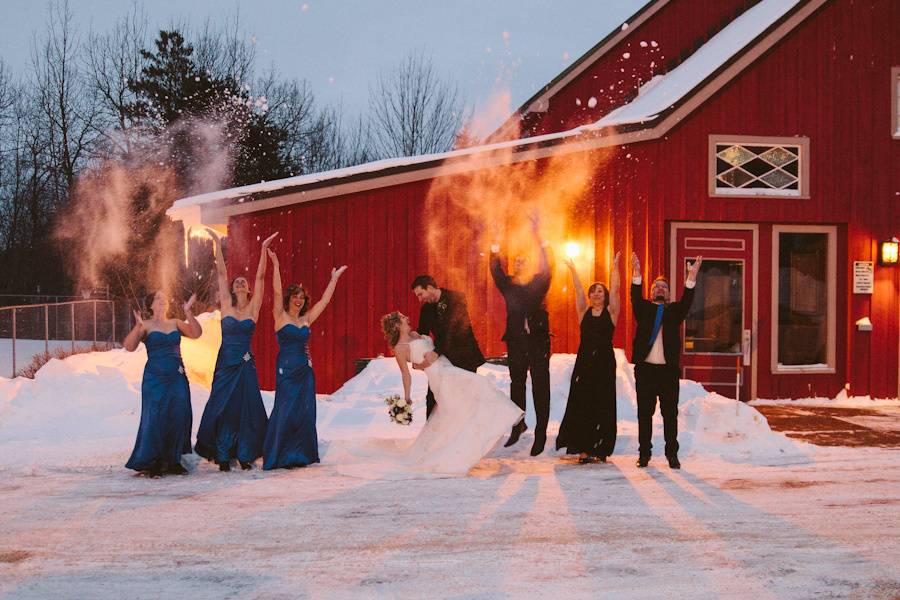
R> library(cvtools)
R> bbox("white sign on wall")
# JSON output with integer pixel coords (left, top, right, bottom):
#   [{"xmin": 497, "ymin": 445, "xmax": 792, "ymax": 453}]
[{"xmin": 853, "ymin": 261, "xmax": 874, "ymax": 294}]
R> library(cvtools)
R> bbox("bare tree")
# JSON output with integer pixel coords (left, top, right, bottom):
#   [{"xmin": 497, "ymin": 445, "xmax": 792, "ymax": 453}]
[
  {"xmin": 85, "ymin": 3, "xmax": 149, "ymax": 156},
  {"xmin": 369, "ymin": 53, "xmax": 465, "ymax": 159},
  {"xmin": 193, "ymin": 12, "xmax": 255, "ymax": 85},
  {"xmin": 31, "ymin": 0, "xmax": 100, "ymax": 206}
]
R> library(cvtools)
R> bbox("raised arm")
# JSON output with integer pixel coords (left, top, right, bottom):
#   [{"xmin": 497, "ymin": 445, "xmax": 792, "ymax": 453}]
[
  {"xmin": 608, "ymin": 251, "xmax": 622, "ymax": 325},
  {"xmin": 630, "ymin": 251, "xmax": 651, "ymax": 317},
  {"xmin": 250, "ymin": 232, "xmax": 278, "ymax": 320},
  {"xmin": 123, "ymin": 308, "xmax": 145, "ymax": 352},
  {"xmin": 564, "ymin": 257, "xmax": 587, "ymax": 315},
  {"xmin": 394, "ymin": 344, "xmax": 413, "ymax": 402},
  {"xmin": 268, "ymin": 249, "xmax": 284, "ymax": 322},
  {"xmin": 671, "ymin": 255, "xmax": 702, "ymax": 319},
  {"xmin": 207, "ymin": 228, "xmax": 231, "ymax": 310},
  {"xmin": 489, "ymin": 249, "xmax": 510, "ymax": 291},
  {"xmin": 176, "ymin": 294, "xmax": 203, "ymax": 339},
  {"xmin": 306, "ymin": 265, "xmax": 348, "ymax": 325}
]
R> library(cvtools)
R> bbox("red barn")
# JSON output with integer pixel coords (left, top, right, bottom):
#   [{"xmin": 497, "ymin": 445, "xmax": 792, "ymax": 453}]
[{"xmin": 168, "ymin": 0, "xmax": 900, "ymax": 401}]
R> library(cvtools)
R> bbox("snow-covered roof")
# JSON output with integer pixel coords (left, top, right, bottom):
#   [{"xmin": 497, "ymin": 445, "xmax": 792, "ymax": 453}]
[
  {"xmin": 168, "ymin": 0, "xmax": 815, "ymax": 218},
  {"xmin": 587, "ymin": 0, "xmax": 803, "ymax": 129}
]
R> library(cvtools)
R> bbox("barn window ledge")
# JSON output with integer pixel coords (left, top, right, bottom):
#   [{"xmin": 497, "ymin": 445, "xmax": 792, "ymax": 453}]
[
  {"xmin": 775, "ymin": 364, "xmax": 835, "ymax": 374},
  {"xmin": 709, "ymin": 135, "xmax": 810, "ymax": 199}
]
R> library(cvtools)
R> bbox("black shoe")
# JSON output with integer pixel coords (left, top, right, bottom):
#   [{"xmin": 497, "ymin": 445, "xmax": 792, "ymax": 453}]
[
  {"xmin": 667, "ymin": 455, "xmax": 681, "ymax": 470},
  {"xmin": 503, "ymin": 420, "xmax": 528, "ymax": 448},
  {"xmin": 239, "ymin": 461, "xmax": 252, "ymax": 471},
  {"xmin": 168, "ymin": 463, "xmax": 188, "ymax": 475},
  {"xmin": 597, "ymin": 455, "xmax": 608, "ymax": 463},
  {"xmin": 218, "ymin": 461, "xmax": 231, "ymax": 472},
  {"xmin": 530, "ymin": 432, "xmax": 546, "ymax": 456},
  {"xmin": 636, "ymin": 456, "xmax": 650, "ymax": 468}
]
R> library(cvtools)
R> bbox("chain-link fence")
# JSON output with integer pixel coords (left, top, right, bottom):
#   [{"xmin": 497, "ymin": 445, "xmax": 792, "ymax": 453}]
[{"xmin": 0, "ymin": 299, "xmax": 133, "ymax": 378}]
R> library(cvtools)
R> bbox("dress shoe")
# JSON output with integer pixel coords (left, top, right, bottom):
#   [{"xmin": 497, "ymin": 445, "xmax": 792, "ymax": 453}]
[
  {"xmin": 168, "ymin": 463, "xmax": 188, "ymax": 475},
  {"xmin": 667, "ymin": 455, "xmax": 681, "ymax": 469},
  {"xmin": 530, "ymin": 432, "xmax": 546, "ymax": 456},
  {"xmin": 636, "ymin": 455, "xmax": 650, "ymax": 468},
  {"xmin": 218, "ymin": 461, "xmax": 231, "ymax": 472},
  {"xmin": 503, "ymin": 420, "xmax": 528, "ymax": 448},
  {"xmin": 239, "ymin": 461, "xmax": 252, "ymax": 471}
]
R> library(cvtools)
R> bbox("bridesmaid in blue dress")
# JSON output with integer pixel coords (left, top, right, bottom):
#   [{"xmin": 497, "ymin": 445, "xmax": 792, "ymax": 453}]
[
  {"xmin": 263, "ymin": 248, "xmax": 347, "ymax": 470},
  {"xmin": 124, "ymin": 291, "xmax": 202, "ymax": 476},
  {"xmin": 195, "ymin": 230, "xmax": 278, "ymax": 471}
]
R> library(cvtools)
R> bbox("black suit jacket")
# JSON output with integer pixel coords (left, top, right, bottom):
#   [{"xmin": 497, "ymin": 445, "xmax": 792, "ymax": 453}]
[
  {"xmin": 630, "ymin": 282, "xmax": 695, "ymax": 369},
  {"xmin": 490, "ymin": 245, "xmax": 553, "ymax": 341},
  {"xmin": 417, "ymin": 288, "xmax": 486, "ymax": 371}
]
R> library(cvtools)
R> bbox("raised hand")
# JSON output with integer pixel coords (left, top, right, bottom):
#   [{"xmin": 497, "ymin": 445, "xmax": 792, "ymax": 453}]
[
  {"xmin": 132, "ymin": 309, "xmax": 144, "ymax": 326},
  {"xmin": 631, "ymin": 251, "xmax": 641, "ymax": 274},
  {"xmin": 266, "ymin": 248, "xmax": 278, "ymax": 262},
  {"xmin": 563, "ymin": 256, "xmax": 576, "ymax": 270},
  {"xmin": 261, "ymin": 232, "xmax": 279, "ymax": 249},
  {"xmin": 687, "ymin": 255, "xmax": 704, "ymax": 281},
  {"xmin": 613, "ymin": 251, "xmax": 621, "ymax": 268},
  {"xmin": 331, "ymin": 265, "xmax": 348, "ymax": 280},
  {"xmin": 182, "ymin": 293, "xmax": 197, "ymax": 315}
]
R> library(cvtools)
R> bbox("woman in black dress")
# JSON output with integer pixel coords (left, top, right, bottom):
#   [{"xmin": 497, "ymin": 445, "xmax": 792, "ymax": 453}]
[{"xmin": 556, "ymin": 251, "xmax": 621, "ymax": 463}]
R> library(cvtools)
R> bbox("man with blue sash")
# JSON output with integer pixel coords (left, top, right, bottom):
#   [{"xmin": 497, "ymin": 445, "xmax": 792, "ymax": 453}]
[{"xmin": 630, "ymin": 252, "xmax": 702, "ymax": 469}]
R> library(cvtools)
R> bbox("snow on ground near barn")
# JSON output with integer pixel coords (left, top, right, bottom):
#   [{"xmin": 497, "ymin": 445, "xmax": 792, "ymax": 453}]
[{"xmin": 1, "ymin": 313, "xmax": 898, "ymax": 598}]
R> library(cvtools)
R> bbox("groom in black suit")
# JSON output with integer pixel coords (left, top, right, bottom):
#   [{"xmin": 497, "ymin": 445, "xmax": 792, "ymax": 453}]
[
  {"xmin": 630, "ymin": 252, "xmax": 702, "ymax": 469},
  {"xmin": 412, "ymin": 275, "xmax": 486, "ymax": 418}
]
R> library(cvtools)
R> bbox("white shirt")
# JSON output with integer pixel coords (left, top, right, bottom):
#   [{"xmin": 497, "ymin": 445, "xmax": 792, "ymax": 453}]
[{"xmin": 633, "ymin": 275, "xmax": 696, "ymax": 365}]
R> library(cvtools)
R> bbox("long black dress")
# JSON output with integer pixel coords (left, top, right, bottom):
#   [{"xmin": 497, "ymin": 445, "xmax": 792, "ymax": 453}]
[{"xmin": 556, "ymin": 308, "xmax": 617, "ymax": 457}]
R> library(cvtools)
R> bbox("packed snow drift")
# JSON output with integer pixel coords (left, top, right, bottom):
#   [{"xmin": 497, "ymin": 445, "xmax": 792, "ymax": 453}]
[{"xmin": 0, "ymin": 312, "xmax": 810, "ymax": 473}]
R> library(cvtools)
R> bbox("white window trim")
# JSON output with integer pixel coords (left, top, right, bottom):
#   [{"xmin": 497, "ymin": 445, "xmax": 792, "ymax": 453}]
[
  {"xmin": 771, "ymin": 225, "xmax": 837, "ymax": 374},
  {"xmin": 892, "ymin": 67, "xmax": 900, "ymax": 140},
  {"xmin": 709, "ymin": 135, "xmax": 810, "ymax": 199}
]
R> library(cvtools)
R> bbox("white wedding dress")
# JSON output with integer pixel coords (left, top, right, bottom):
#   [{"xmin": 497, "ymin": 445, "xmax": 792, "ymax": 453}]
[{"xmin": 334, "ymin": 336, "xmax": 524, "ymax": 477}]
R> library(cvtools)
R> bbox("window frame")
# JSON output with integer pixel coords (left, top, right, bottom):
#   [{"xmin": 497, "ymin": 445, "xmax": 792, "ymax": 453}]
[
  {"xmin": 709, "ymin": 135, "xmax": 810, "ymax": 199},
  {"xmin": 892, "ymin": 67, "xmax": 900, "ymax": 140},
  {"xmin": 770, "ymin": 225, "xmax": 837, "ymax": 374}
]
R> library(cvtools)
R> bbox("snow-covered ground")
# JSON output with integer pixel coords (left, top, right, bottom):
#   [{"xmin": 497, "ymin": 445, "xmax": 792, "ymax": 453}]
[{"xmin": 1, "ymin": 312, "xmax": 898, "ymax": 598}]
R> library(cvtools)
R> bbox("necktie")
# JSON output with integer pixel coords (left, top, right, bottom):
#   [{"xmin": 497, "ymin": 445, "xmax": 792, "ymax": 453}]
[{"xmin": 648, "ymin": 304, "xmax": 664, "ymax": 348}]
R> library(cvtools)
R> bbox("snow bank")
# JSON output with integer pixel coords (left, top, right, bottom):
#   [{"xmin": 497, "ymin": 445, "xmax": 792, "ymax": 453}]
[
  {"xmin": 328, "ymin": 348, "xmax": 809, "ymax": 464},
  {"xmin": 0, "ymin": 317, "xmax": 811, "ymax": 473}
]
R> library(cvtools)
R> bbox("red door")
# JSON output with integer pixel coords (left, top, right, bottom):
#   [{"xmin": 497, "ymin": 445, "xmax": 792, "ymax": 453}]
[{"xmin": 673, "ymin": 226, "xmax": 755, "ymax": 401}]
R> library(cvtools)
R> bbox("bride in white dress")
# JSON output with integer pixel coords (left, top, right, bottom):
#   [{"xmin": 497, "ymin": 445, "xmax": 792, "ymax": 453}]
[{"xmin": 333, "ymin": 312, "xmax": 523, "ymax": 477}]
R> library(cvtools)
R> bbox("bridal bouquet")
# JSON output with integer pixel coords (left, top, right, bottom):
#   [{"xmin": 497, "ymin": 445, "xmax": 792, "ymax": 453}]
[{"xmin": 384, "ymin": 394, "xmax": 413, "ymax": 425}]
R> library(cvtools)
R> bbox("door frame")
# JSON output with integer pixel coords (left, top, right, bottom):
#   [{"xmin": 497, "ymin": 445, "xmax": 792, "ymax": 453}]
[{"xmin": 670, "ymin": 222, "xmax": 759, "ymax": 401}]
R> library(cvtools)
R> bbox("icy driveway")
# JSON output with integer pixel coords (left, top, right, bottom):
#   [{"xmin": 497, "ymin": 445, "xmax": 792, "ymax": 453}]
[{"xmin": 2, "ymin": 448, "xmax": 898, "ymax": 599}]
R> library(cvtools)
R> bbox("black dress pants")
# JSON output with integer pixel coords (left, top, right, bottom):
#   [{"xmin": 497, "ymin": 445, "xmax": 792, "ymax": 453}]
[
  {"xmin": 634, "ymin": 362, "xmax": 680, "ymax": 457},
  {"xmin": 506, "ymin": 334, "xmax": 551, "ymax": 436}
]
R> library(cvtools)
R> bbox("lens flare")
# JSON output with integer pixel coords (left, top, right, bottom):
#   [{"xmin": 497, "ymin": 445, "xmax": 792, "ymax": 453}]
[{"xmin": 565, "ymin": 242, "xmax": 581, "ymax": 259}]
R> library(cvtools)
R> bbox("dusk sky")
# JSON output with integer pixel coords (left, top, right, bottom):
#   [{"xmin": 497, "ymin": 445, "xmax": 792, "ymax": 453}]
[{"xmin": 0, "ymin": 0, "xmax": 647, "ymax": 134}]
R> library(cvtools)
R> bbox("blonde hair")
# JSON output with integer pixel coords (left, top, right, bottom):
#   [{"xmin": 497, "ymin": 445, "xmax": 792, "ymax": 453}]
[{"xmin": 380, "ymin": 311, "xmax": 404, "ymax": 347}]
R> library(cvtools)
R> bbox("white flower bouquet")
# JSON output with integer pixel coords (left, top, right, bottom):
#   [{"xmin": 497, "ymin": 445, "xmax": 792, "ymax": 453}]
[{"xmin": 384, "ymin": 394, "xmax": 413, "ymax": 426}]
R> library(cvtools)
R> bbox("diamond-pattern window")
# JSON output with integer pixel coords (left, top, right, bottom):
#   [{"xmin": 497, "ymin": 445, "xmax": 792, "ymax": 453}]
[{"xmin": 714, "ymin": 141, "xmax": 804, "ymax": 196}]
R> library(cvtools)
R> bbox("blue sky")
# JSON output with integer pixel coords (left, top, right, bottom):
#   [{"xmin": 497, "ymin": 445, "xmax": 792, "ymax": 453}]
[{"xmin": 0, "ymin": 0, "xmax": 646, "ymax": 133}]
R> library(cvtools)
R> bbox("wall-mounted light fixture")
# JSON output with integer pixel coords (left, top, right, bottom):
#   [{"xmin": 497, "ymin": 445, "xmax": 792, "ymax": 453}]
[{"xmin": 879, "ymin": 237, "xmax": 899, "ymax": 266}]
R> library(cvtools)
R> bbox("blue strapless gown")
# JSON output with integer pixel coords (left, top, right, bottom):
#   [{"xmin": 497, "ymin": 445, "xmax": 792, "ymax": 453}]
[
  {"xmin": 126, "ymin": 330, "xmax": 192, "ymax": 472},
  {"xmin": 195, "ymin": 317, "xmax": 268, "ymax": 464},
  {"xmin": 263, "ymin": 324, "xmax": 319, "ymax": 469}
]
